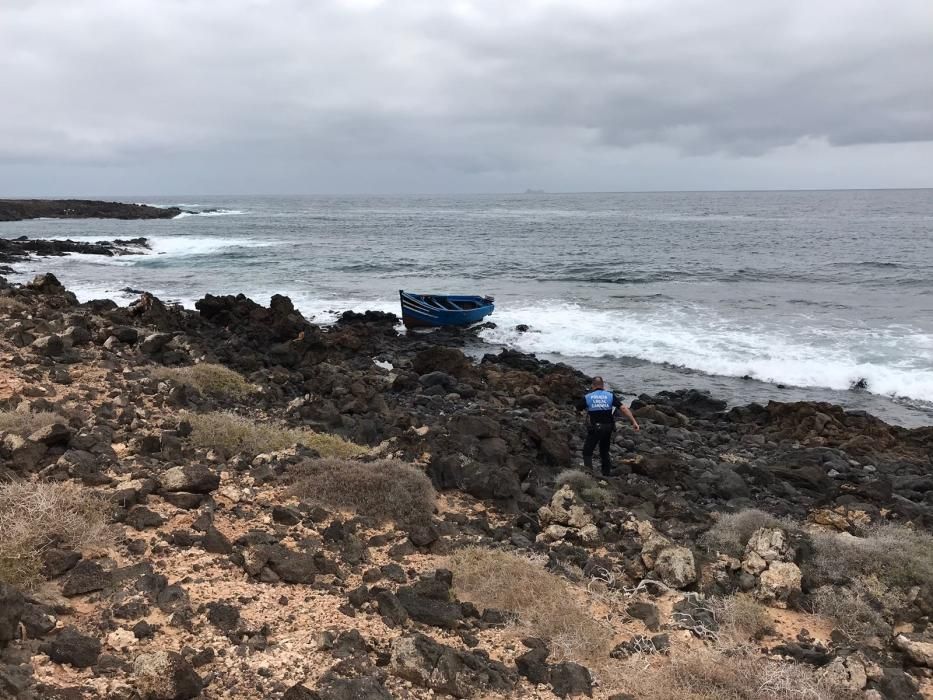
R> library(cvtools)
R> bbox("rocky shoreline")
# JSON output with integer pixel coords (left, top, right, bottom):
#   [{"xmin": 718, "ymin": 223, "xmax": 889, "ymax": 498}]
[
  {"xmin": 0, "ymin": 200, "xmax": 180, "ymax": 223},
  {"xmin": 0, "ymin": 237, "xmax": 150, "ymax": 275},
  {"xmin": 0, "ymin": 261, "xmax": 931, "ymax": 699}
]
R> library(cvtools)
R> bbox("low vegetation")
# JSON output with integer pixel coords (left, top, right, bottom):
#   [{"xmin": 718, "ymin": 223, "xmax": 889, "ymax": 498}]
[
  {"xmin": 0, "ymin": 297, "xmax": 28, "ymax": 315},
  {"xmin": 807, "ymin": 524, "xmax": 933, "ymax": 590},
  {"xmin": 615, "ymin": 648, "xmax": 849, "ymax": 700},
  {"xmin": 187, "ymin": 411, "xmax": 366, "ymax": 458},
  {"xmin": 151, "ymin": 363, "xmax": 256, "ymax": 400},
  {"xmin": 699, "ymin": 509, "xmax": 794, "ymax": 558},
  {"xmin": 554, "ymin": 469, "xmax": 613, "ymax": 507},
  {"xmin": 289, "ymin": 458, "xmax": 435, "ymax": 526},
  {"xmin": 0, "ymin": 481, "xmax": 110, "ymax": 588},
  {"xmin": 449, "ymin": 546, "xmax": 614, "ymax": 661},
  {"xmin": 810, "ymin": 576, "xmax": 906, "ymax": 641},
  {"xmin": 0, "ymin": 406, "xmax": 66, "ymax": 436},
  {"xmin": 711, "ymin": 593, "xmax": 774, "ymax": 643}
]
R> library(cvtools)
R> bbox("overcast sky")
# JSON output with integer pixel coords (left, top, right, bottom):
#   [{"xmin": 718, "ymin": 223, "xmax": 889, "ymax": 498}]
[{"xmin": 1, "ymin": 0, "xmax": 931, "ymax": 195}]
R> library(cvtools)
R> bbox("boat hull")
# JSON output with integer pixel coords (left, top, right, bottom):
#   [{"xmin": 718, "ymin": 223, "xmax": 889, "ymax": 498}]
[{"xmin": 400, "ymin": 291, "xmax": 494, "ymax": 328}]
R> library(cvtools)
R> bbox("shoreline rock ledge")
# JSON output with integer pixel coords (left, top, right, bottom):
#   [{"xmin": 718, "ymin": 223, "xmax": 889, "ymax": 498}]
[{"xmin": 0, "ymin": 199, "xmax": 180, "ymax": 222}]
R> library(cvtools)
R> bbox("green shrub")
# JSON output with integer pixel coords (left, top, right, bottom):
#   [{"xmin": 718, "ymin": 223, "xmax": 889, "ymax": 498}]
[
  {"xmin": 0, "ymin": 481, "xmax": 110, "ymax": 588},
  {"xmin": 449, "ymin": 546, "xmax": 614, "ymax": 661},
  {"xmin": 289, "ymin": 458, "xmax": 435, "ymax": 526},
  {"xmin": 152, "ymin": 363, "xmax": 255, "ymax": 400},
  {"xmin": 0, "ymin": 406, "xmax": 66, "ymax": 436},
  {"xmin": 187, "ymin": 412, "xmax": 366, "ymax": 458}
]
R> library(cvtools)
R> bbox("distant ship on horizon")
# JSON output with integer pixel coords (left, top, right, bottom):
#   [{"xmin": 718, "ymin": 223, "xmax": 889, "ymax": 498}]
[{"xmin": 523, "ymin": 188, "xmax": 546, "ymax": 194}]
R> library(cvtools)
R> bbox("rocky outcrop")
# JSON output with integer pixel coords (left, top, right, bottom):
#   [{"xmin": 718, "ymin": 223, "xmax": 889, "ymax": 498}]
[{"xmin": 0, "ymin": 199, "xmax": 179, "ymax": 221}]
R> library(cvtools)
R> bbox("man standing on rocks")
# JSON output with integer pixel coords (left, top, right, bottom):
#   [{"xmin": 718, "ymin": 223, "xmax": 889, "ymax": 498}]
[{"xmin": 578, "ymin": 377, "xmax": 639, "ymax": 476}]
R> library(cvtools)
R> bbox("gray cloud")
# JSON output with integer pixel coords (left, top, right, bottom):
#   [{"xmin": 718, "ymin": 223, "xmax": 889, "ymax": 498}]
[{"xmin": 0, "ymin": 0, "xmax": 930, "ymax": 193}]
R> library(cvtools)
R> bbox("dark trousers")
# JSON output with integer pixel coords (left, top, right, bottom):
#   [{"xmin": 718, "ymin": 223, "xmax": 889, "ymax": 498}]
[{"xmin": 583, "ymin": 422, "xmax": 614, "ymax": 475}]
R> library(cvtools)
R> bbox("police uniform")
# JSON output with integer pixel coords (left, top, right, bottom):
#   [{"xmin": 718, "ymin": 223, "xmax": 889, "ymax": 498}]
[{"xmin": 578, "ymin": 388, "xmax": 623, "ymax": 475}]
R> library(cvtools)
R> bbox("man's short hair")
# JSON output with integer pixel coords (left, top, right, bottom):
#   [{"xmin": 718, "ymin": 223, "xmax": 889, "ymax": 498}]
[{"xmin": 591, "ymin": 376, "xmax": 604, "ymax": 388}]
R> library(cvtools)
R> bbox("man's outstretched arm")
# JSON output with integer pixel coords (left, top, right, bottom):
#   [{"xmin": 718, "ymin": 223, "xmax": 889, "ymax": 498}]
[{"xmin": 617, "ymin": 405, "xmax": 640, "ymax": 431}]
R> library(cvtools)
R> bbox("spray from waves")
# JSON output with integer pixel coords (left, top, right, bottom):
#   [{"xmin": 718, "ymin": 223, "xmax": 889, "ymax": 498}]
[
  {"xmin": 173, "ymin": 209, "xmax": 244, "ymax": 219},
  {"xmin": 479, "ymin": 302, "xmax": 933, "ymax": 403}
]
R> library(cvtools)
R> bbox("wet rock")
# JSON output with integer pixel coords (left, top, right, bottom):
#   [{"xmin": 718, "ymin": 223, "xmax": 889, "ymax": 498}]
[
  {"xmin": 389, "ymin": 633, "xmax": 516, "ymax": 698},
  {"xmin": 133, "ymin": 650, "xmax": 203, "ymax": 700},
  {"xmin": 0, "ymin": 584, "xmax": 25, "ymax": 648},
  {"xmin": 549, "ymin": 662, "xmax": 593, "ymax": 698},
  {"xmin": 40, "ymin": 627, "xmax": 101, "ymax": 668}
]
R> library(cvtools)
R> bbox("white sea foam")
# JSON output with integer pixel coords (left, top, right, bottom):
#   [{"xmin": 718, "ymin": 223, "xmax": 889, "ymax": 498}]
[
  {"xmin": 480, "ymin": 302, "xmax": 933, "ymax": 403},
  {"xmin": 173, "ymin": 208, "xmax": 244, "ymax": 219}
]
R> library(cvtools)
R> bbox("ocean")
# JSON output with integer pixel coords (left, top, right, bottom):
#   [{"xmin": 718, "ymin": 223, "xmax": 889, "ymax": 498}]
[{"xmin": 2, "ymin": 190, "xmax": 932, "ymax": 427}]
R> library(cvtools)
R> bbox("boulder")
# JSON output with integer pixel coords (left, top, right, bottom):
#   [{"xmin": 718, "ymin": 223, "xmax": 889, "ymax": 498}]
[
  {"xmin": 133, "ymin": 650, "xmax": 203, "ymax": 700},
  {"xmin": 158, "ymin": 465, "xmax": 220, "ymax": 494},
  {"xmin": 821, "ymin": 656, "xmax": 867, "ymax": 691},
  {"xmin": 389, "ymin": 633, "xmax": 515, "ymax": 698},
  {"xmin": 549, "ymin": 662, "xmax": 593, "ymax": 698},
  {"xmin": 895, "ymin": 634, "xmax": 933, "ymax": 668},
  {"xmin": 538, "ymin": 484, "xmax": 594, "ymax": 530},
  {"xmin": 0, "ymin": 584, "xmax": 25, "ymax": 648},
  {"xmin": 62, "ymin": 560, "xmax": 109, "ymax": 597},
  {"xmin": 755, "ymin": 561, "xmax": 801, "ymax": 608},
  {"xmin": 653, "ymin": 546, "xmax": 696, "ymax": 589},
  {"xmin": 40, "ymin": 627, "xmax": 101, "ymax": 668}
]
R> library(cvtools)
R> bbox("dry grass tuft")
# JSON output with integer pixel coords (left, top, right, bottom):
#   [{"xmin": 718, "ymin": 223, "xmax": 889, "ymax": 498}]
[
  {"xmin": 808, "ymin": 524, "xmax": 933, "ymax": 590},
  {"xmin": 700, "ymin": 509, "xmax": 796, "ymax": 558},
  {"xmin": 152, "ymin": 363, "xmax": 256, "ymax": 400},
  {"xmin": 0, "ymin": 297, "xmax": 28, "ymax": 315},
  {"xmin": 0, "ymin": 406, "xmax": 66, "ymax": 436},
  {"xmin": 289, "ymin": 458, "xmax": 435, "ymax": 526},
  {"xmin": 0, "ymin": 481, "xmax": 110, "ymax": 588},
  {"xmin": 711, "ymin": 593, "xmax": 774, "ymax": 643},
  {"xmin": 187, "ymin": 411, "xmax": 366, "ymax": 458},
  {"xmin": 448, "ymin": 546, "xmax": 614, "ymax": 661},
  {"xmin": 554, "ymin": 469, "xmax": 613, "ymax": 507},
  {"xmin": 613, "ymin": 647, "xmax": 851, "ymax": 700},
  {"xmin": 810, "ymin": 576, "xmax": 905, "ymax": 641}
]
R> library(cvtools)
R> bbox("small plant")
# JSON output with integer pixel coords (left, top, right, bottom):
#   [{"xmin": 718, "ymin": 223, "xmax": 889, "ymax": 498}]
[
  {"xmin": 0, "ymin": 297, "xmax": 28, "ymax": 315},
  {"xmin": 614, "ymin": 647, "xmax": 851, "ymax": 700},
  {"xmin": 810, "ymin": 577, "xmax": 906, "ymax": 641},
  {"xmin": 152, "ymin": 363, "xmax": 256, "ymax": 400},
  {"xmin": 711, "ymin": 593, "xmax": 774, "ymax": 643},
  {"xmin": 289, "ymin": 458, "xmax": 435, "ymax": 526},
  {"xmin": 554, "ymin": 469, "xmax": 613, "ymax": 507},
  {"xmin": 700, "ymin": 509, "xmax": 796, "ymax": 558},
  {"xmin": 0, "ymin": 406, "xmax": 66, "ymax": 436},
  {"xmin": 807, "ymin": 524, "xmax": 933, "ymax": 591},
  {"xmin": 187, "ymin": 412, "xmax": 366, "ymax": 458},
  {"xmin": 448, "ymin": 546, "xmax": 614, "ymax": 661},
  {"xmin": 0, "ymin": 481, "xmax": 110, "ymax": 588}
]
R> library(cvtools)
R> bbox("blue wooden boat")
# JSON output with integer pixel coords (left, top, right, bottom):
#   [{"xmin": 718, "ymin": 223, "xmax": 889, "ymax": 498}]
[{"xmin": 399, "ymin": 290, "xmax": 495, "ymax": 329}]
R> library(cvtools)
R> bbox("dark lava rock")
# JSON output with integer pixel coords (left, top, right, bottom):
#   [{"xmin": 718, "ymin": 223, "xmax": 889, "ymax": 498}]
[
  {"xmin": 272, "ymin": 505, "xmax": 302, "ymax": 526},
  {"xmin": 28, "ymin": 422, "xmax": 71, "ymax": 447},
  {"xmin": 0, "ymin": 584, "xmax": 25, "ymax": 648},
  {"xmin": 316, "ymin": 676, "xmax": 392, "ymax": 700},
  {"xmin": 390, "ymin": 633, "xmax": 516, "ymax": 698},
  {"xmin": 375, "ymin": 591, "xmax": 409, "ymax": 627},
  {"xmin": 125, "ymin": 505, "xmax": 165, "ymax": 530},
  {"xmin": 161, "ymin": 492, "xmax": 205, "ymax": 510},
  {"xmin": 41, "ymin": 548, "xmax": 81, "ymax": 579},
  {"xmin": 0, "ymin": 200, "xmax": 178, "ymax": 222},
  {"xmin": 201, "ymin": 527, "xmax": 232, "ymax": 554},
  {"xmin": 206, "ymin": 602, "xmax": 240, "ymax": 633},
  {"xmin": 283, "ymin": 684, "xmax": 317, "ymax": 700},
  {"xmin": 61, "ymin": 560, "xmax": 109, "ymax": 597},
  {"xmin": 516, "ymin": 646, "xmax": 550, "ymax": 684},
  {"xmin": 40, "ymin": 627, "xmax": 101, "ymax": 668},
  {"xmin": 159, "ymin": 464, "xmax": 220, "ymax": 494},
  {"xmin": 549, "ymin": 661, "xmax": 593, "ymax": 698},
  {"xmin": 626, "ymin": 601, "xmax": 661, "ymax": 632}
]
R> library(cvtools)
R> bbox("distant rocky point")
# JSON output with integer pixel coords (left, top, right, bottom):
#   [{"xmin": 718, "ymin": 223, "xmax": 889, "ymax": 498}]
[{"xmin": 0, "ymin": 199, "xmax": 180, "ymax": 222}]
